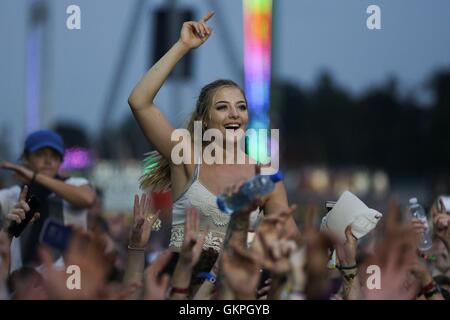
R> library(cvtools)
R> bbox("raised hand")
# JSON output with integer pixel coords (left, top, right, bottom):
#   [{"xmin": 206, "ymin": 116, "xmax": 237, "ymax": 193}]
[
  {"xmin": 179, "ymin": 11, "xmax": 214, "ymax": 50},
  {"xmin": 179, "ymin": 208, "xmax": 207, "ymax": 268},
  {"xmin": 221, "ymin": 238, "xmax": 261, "ymax": 299},
  {"xmin": 169, "ymin": 208, "xmax": 207, "ymax": 300},
  {"xmin": 432, "ymin": 198, "xmax": 450, "ymax": 248},
  {"xmin": 334, "ymin": 225, "xmax": 357, "ymax": 267},
  {"xmin": 143, "ymin": 250, "xmax": 172, "ymax": 300},
  {"xmin": 129, "ymin": 193, "xmax": 161, "ymax": 249},
  {"xmin": 297, "ymin": 203, "xmax": 333, "ymax": 299},
  {"xmin": 256, "ymin": 228, "xmax": 297, "ymax": 275},
  {"xmin": 361, "ymin": 201, "xmax": 422, "ymax": 300},
  {"xmin": 39, "ymin": 229, "xmax": 110, "ymax": 299},
  {"xmin": 251, "ymin": 205, "xmax": 297, "ymax": 262},
  {"xmin": 0, "ymin": 162, "xmax": 34, "ymax": 184}
]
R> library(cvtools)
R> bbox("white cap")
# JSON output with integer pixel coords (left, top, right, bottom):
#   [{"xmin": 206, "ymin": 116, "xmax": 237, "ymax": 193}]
[
  {"xmin": 409, "ymin": 197, "xmax": 418, "ymax": 205},
  {"xmin": 321, "ymin": 191, "xmax": 383, "ymax": 241}
]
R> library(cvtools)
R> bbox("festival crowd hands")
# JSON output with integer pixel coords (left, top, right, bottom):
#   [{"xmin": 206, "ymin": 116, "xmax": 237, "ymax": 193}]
[{"xmin": 1, "ymin": 185, "xmax": 449, "ymax": 300}]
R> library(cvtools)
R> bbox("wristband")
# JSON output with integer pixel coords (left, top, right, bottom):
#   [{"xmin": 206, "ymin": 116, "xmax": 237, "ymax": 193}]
[
  {"xmin": 197, "ymin": 272, "xmax": 216, "ymax": 283},
  {"xmin": 171, "ymin": 287, "xmax": 189, "ymax": 295},
  {"xmin": 421, "ymin": 280, "xmax": 436, "ymax": 293},
  {"xmin": 337, "ymin": 264, "xmax": 357, "ymax": 280},
  {"xmin": 30, "ymin": 171, "xmax": 38, "ymax": 184},
  {"xmin": 336, "ymin": 264, "xmax": 357, "ymax": 270},
  {"xmin": 417, "ymin": 280, "xmax": 441, "ymax": 299},
  {"xmin": 419, "ymin": 252, "xmax": 437, "ymax": 262}
]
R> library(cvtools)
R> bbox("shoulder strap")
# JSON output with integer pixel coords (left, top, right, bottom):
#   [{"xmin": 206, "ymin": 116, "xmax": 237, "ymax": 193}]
[
  {"xmin": 192, "ymin": 157, "xmax": 201, "ymax": 182},
  {"xmin": 254, "ymin": 162, "xmax": 261, "ymax": 175}
]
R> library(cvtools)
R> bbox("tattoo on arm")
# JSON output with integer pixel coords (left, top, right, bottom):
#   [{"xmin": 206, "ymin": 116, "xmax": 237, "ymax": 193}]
[{"xmin": 222, "ymin": 214, "xmax": 249, "ymax": 250}]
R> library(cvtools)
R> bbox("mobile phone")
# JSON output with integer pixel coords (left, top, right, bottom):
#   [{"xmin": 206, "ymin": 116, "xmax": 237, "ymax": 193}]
[
  {"xmin": 7, "ymin": 195, "xmax": 40, "ymax": 238},
  {"xmin": 257, "ymin": 269, "xmax": 272, "ymax": 298},
  {"xmin": 438, "ymin": 196, "xmax": 450, "ymax": 213},
  {"xmin": 39, "ymin": 218, "xmax": 73, "ymax": 252}
]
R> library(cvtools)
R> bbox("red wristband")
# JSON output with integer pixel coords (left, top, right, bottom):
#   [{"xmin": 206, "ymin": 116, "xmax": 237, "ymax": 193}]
[
  {"xmin": 171, "ymin": 287, "xmax": 189, "ymax": 295},
  {"xmin": 421, "ymin": 280, "xmax": 436, "ymax": 294}
]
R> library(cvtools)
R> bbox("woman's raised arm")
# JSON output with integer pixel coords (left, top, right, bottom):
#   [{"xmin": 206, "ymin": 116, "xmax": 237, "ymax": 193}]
[{"xmin": 128, "ymin": 11, "xmax": 214, "ymax": 160}]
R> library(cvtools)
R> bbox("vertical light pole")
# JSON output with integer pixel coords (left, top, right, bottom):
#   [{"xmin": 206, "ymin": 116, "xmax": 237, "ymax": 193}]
[
  {"xmin": 26, "ymin": 0, "xmax": 47, "ymax": 134},
  {"xmin": 243, "ymin": 0, "xmax": 272, "ymax": 164}
]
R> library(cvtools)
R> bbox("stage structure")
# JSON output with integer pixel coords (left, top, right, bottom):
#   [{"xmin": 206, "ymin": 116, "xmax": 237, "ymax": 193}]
[{"xmin": 26, "ymin": 0, "xmax": 49, "ymax": 134}]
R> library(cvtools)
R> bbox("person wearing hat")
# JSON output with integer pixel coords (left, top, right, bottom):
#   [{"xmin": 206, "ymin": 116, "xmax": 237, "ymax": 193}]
[{"xmin": 0, "ymin": 129, "xmax": 96, "ymax": 272}]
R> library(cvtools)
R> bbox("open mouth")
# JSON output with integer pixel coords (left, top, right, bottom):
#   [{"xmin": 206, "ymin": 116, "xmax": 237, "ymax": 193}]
[{"xmin": 224, "ymin": 124, "xmax": 241, "ymax": 131}]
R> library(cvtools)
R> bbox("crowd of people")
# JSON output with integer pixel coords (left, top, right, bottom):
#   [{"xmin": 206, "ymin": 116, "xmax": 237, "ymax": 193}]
[{"xmin": 0, "ymin": 11, "xmax": 449, "ymax": 301}]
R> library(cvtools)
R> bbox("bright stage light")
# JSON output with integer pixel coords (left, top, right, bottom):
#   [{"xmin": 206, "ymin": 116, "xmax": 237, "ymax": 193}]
[{"xmin": 243, "ymin": 0, "xmax": 272, "ymax": 163}]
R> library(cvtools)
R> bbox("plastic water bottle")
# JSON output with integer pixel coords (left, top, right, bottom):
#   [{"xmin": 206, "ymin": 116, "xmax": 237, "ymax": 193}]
[
  {"xmin": 408, "ymin": 197, "xmax": 432, "ymax": 251},
  {"xmin": 217, "ymin": 172, "xmax": 284, "ymax": 214}
]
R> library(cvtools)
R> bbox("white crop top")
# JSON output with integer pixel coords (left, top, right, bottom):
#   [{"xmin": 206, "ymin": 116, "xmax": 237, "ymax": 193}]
[{"xmin": 169, "ymin": 162, "xmax": 263, "ymax": 252}]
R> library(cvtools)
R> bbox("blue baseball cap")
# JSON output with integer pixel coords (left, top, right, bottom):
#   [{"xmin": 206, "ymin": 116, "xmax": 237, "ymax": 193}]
[{"xmin": 24, "ymin": 130, "xmax": 65, "ymax": 157}]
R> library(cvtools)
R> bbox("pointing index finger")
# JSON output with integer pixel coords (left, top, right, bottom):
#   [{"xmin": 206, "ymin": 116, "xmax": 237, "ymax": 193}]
[
  {"xmin": 19, "ymin": 185, "xmax": 28, "ymax": 202},
  {"xmin": 200, "ymin": 11, "xmax": 215, "ymax": 23}
]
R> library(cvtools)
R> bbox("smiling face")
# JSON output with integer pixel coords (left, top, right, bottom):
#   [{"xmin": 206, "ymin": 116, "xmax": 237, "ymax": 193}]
[
  {"xmin": 24, "ymin": 147, "xmax": 62, "ymax": 177},
  {"xmin": 204, "ymin": 85, "xmax": 249, "ymax": 145}
]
